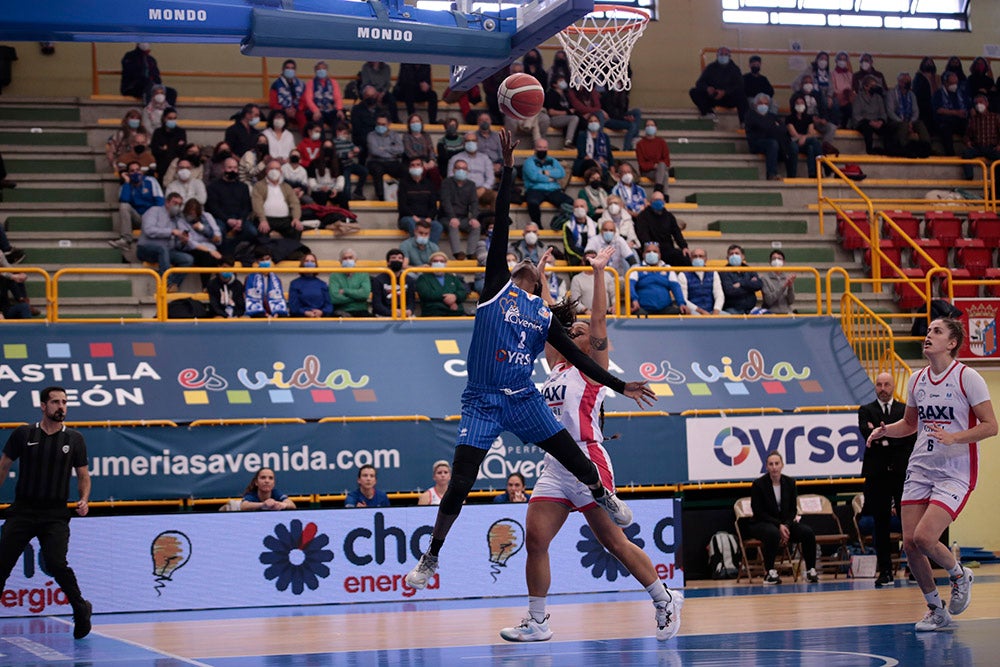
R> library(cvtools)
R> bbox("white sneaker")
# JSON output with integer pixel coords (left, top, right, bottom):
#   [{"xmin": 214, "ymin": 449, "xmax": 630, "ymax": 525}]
[
  {"xmin": 500, "ymin": 615, "xmax": 553, "ymax": 642},
  {"xmin": 914, "ymin": 604, "xmax": 952, "ymax": 632},
  {"xmin": 763, "ymin": 569, "xmax": 781, "ymax": 585},
  {"xmin": 405, "ymin": 552, "xmax": 438, "ymax": 590},
  {"xmin": 949, "ymin": 566, "xmax": 974, "ymax": 615},
  {"xmin": 594, "ymin": 490, "xmax": 633, "ymax": 527},
  {"xmin": 107, "ymin": 236, "xmax": 132, "ymax": 249},
  {"xmin": 655, "ymin": 587, "xmax": 684, "ymax": 641}
]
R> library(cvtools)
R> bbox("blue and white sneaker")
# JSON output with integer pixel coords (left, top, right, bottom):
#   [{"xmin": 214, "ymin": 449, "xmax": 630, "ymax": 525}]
[
  {"xmin": 500, "ymin": 615, "xmax": 553, "ymax": 642},
  {"xmin": 655, "ymin": 587, "xmax": 684, "ymax": 641}
]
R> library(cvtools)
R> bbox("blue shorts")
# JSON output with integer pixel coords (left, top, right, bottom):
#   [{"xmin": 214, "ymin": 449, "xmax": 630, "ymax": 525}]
[{"xmin": 456, "ymin": 385, "xmax": 564, "ymax": 450}]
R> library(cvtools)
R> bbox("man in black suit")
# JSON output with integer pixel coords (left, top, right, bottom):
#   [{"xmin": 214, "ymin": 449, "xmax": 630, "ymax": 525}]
[{"xmin": 858, "ymin": 371, "xmax": 916, "ymax": 587}]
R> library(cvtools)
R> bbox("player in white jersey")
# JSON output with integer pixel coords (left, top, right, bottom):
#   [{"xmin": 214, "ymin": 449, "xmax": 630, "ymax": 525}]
[
  {"xmin": 500, "ymin": 246, "xmax": 683, "ymax": 644},
  {"xmin": 866, "ymin": 318, "xmax": 996, "ymax": 632}
]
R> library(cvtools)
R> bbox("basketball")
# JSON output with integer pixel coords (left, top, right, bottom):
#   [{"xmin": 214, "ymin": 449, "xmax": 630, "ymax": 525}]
[{"xmin": 497, "ymin": 73, "xmax": 545, "ymax": 120}]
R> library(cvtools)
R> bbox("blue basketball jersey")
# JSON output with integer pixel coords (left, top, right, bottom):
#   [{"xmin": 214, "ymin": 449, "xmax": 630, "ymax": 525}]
[{"xmin": 466, "ymin": 279, "xmax": 553, "ymax": 391}]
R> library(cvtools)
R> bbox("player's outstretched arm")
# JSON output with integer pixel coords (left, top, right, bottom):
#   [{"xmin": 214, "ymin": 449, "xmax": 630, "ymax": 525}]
[
  {"xmin": 587, "ymin": 245, "xmax": 615, "ymax": 369},
  {"xmin": 547, "ymin": 325, "xmax": 657, "ymax": 408},
  {"xmin": 480, "ymin": 130, "xmax": 519, "ymax": 303}
]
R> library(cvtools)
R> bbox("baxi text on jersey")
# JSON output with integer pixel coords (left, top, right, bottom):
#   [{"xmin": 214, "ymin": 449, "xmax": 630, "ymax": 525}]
[
  {"xmin": 357, "ymin": 27, "xmax": 413, "ymax": 42},
  {"xmin": 148, "ymin": 8, "xmax": 208, "ymax": 22},
  {"xmin": 918, "ymin": 404, "xmax": 956, "ymax": 421}
]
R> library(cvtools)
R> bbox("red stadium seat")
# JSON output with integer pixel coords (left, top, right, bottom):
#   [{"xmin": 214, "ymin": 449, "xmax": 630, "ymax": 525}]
[
  {"xmin": 863, "ymin": 239, "xmax": 903, "ymax": 274},
  {"xmin": 837, "ymin": 211, "xmax": 870, "ymax": 251},
  {"xmin": 955, "ymin": 240, "xmax": 993, "ymax": 278},
  {"xmin": 882, "ymin": 211, "xmax": 920, "ymax": 245},
  {"xmin": 925, "ymin": 215, "xmax": 963, "ymax": 247},
  {"xmin": 969, "ymin": 212, "xmax": 1000, "ymax": 248},
  {"xmin": 985, "ymin": 268, "xmax": 1000, "ymax": 297},
  {"xmin": 895, "ymin": 268, "xmax": 928, "ymax": 310},
  {"xmin": 913, "ymin": 239, "xmax": 948, "ymax": 272},
  {"xmin": 946, "ymin": 269, "xmax": 979, "ymax": 298}
]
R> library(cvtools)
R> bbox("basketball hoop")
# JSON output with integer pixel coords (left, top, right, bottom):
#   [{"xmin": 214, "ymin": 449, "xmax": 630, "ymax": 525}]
[{"xmin": 556, "ymin": 5, "xmax": 649, "ymax": 92}]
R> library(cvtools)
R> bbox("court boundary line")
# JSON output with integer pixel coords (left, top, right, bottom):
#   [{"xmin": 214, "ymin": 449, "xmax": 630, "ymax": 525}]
[{"xmin": 49, "ymin": 617, "xmax": 214, "ymax": 667}]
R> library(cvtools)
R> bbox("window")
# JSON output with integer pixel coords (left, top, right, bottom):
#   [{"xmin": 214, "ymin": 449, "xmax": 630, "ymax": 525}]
[
  {"xmin": 415, "ymin": 1, "xmax": 656, "ymax": 21},
  {"xmin": 721, "ymin": 0, "xmax": 969, "ymax": 30}
]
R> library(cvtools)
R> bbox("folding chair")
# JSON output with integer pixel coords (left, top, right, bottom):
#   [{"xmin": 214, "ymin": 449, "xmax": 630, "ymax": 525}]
[
  {"xmin": 797, "ymin": 494, "xmax": 851, "ymax": 579},
  {"xmin": 851, "ymin": 493, "xmax": 905, "ymax": 576},
  {"xmin": 733, "ymin": 497, "xmax": 799, "ymax": 583}
]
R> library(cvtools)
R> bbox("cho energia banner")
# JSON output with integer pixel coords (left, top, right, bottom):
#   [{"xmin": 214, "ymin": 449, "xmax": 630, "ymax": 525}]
[{"xmin": 0, "ymin": 319, "xmax": 870, "ymax": 422}]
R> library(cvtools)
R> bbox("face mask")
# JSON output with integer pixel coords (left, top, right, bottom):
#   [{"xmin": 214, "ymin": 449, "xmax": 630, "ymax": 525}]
[
  {"xmin": 771, "ymin": 258, "xmax": 784, "ymax": 267},
  {"xmin": 185, "ymin": 214, "xmax": 198, "ymax": 224},
  {"xmin": 258, "ymin": 260, "xmax": 272, "ymax": 268},
  {"xmin": 415, "ymin": 235, "xmax": 429, "ymax": 246},
  {"xmin": 445, "ymin": 126, "xmax": 458, "ymax": 138},
  {"xmin": 644, "ymin": 125, "xmax": 657, "ymax": 137},
  {"xmin": 388, "ymin": 260, "xmax": 403, "ymax": 272},
  {"xmin": 901, "ymin": 81, "xmax": 912, "ymax": 90},
  {"xmin": 869, "ymin": 86, "xmax": 883, "ymax": 95},
  {"xmin": 315, "ymin": 69, "xmax": 328, "ymax": 79},
  {"xmin": 167, "ymin": 205, "xmax": 181, "ymax": 217},
  {"xmin": 454, "ymin": 168, "xmax": 468, "ymax": 181},
  {"xmin": 587, "ymin": 121, "xmax": 600, "ymax": 133},
  {"xmin": 340, "ymin": 259, "xmax": 355, "ymax": 268},
  {"xmin": 602, "ymin": 231, "xmax": 615, "ymax": 243},
  {"xmin": 651, "ymin": 200, "xmax": 665, "ymax": 212},
  {"xmin": 267, "ymin": 169, "xmax": 281, "ymax": 182},
  {"xmin": 756, "ymin": 104, "xmax": 770, "ymax": 115},
  {"xmin": 717, "ymin": 55, "xmax": 730, "ymax": 65},
  {"xmin": 750, "ymin": 66, "xmax": 761, "ymax": 75},
  {"xmin": 224, "ymin": 170, "xmax": 238, "ymax": 181},
  {"xmin": 129, "ymin": 172, "xmax": 142, "ymax": 183},
  {"xmin": 507, "ymin": 261, "xmax": 516, "ymax": 270},
  {"xmin": 250, "ymin": 116, "xmax": 261, "ymax": 126},
  {"xmin": 138, "ymin": 43, "xmax": 150, "ymax": 51},
  {"xmin": 573, "ymin": 206, "xmax": 587, "ymax": 219},
  {"xmin": 324, "ymin": 146, "xmax": 336, "ymax": 155},
  {"xmin": 817, "ymin": 59, "xmax": 828, "ymax": 69},
  {"xmin": 165, "ymin": 119, "xmax": 177, "ymax": 129},
  {"xmin": 409, "ymin": 167, "xmax": 424, "ymax": 178},
  {"xmin": 535, "ymin": 151, "xmax": 547, "ymax": 160},
  {"xmin": 127, "ymin": 118, "xmax": 141, "ymax": 129},
  {"xmin": 836, "ymin": 59, "xmax": 848, "ymax": 69},
  {"xmin": 289, "ymin": 155, "xmax": 300, "ymax": 164},
  {"xmin": 408, "ymin": 121, "xmax": 423, "ymax": 133},
  {"xmin": 154, "ymin": 93, "xmax": 166, "ymax": 104},
  {"xmin": 948, "ymin": 84, "xmax": 959, "ymax": 93},
  {"xmin": 644, "ymin": 252, "xmax": 659, "ymax": 265},
  {"xmin": 257, "ymin": 144, "xmax": 268, "ymax": 155},
  {"xmin": 478, "ymin": 121, "xmax": 491, "ymax": 131},
  {"xmin": 803, "ymin": 83, "xmax": 814, "ymax": 93},
  {"xmin": 375, "ymin": 125, "xmax": 388, "ymax": 135},
  {"xmin": 177, "ymin": 168, "xmax": 191, "ymax": 181},
  {"xmin": 220, "ymin": 272, "xmax": 234, "ymax": 281},
  {"xmin": 465, "ymin": 141, "xmax": 477, "ymax": 153},
  {"xmin": 310, "ymin": 131, "xmax": 322, "ymax": 141},
  {"xmin": 283, "ymin": 68, "xmax": 296, "ymax": 79},
  {"xmin": 589, "ymin": 179, "xmax": 601, "ymax": 188},
  {"xmin": 860, "ymin": 61, "xmax": 871, "ymax": 71},
  {"xmin": 557, "ymin": 80, "xmax": 568, "ymax": 91},
  {"xmin": 273, "ymin": 118, "xmax": 286, "ymax": 130},
  {"xmin": 524, "ymin": 231, "xmax": 538, "ymax": 245},
  {"xmin": 921, "ymin": 64, "xmax": 937, "ymax": 74},
  {"xmin": 608, "ymin": 203, "xmax": 621, "ymax": 215},
  {"xmin": 728, "ymin": 254, "xmax": 742, "ymax": 267},
  {"xmin": 621, "ymin": 173, "xmax": 634, "ymax": 185},
  {"xmin": 134, "ymin": 144, "xmax": 146, "ymax": 154},
  {"xmin": 691, "ymin": 257, "xmax": 706, "ymax": 267},
  {"xmin": 977, "ymin": 103, "xmax": 987, "ymax": 113},
  {"xmin": 365, "ymin": 97, "xmax": 377, "ymax": 106},
  {"xmin": 431, "ymin": 261, "xmax": 447, "ymax": 270},
  {"xmin": 794, "ymin": 104, "xmax": 806, "ymax": 113}
]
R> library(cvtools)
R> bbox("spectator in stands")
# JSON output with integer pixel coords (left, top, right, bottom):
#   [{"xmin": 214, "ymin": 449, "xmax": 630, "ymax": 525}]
[
  {"xmin": 634, "ymin": 119, "xmax": 670, "ymax": 199},
  {"xmin": 0, "ymin": 218, "xmax": 25, "ymax": 265},
  {"xmin": 437, "ymin": 118, "xmax": 466, "ymax": 170},
  {"xmin": 760, "ymin": 248, "xmax": 796, "ymax": 314},
  {"xmin": 549, "ymin": 50, "xmax": 571, "ymax": 86},
  {"xmin": 366, "ymin": 113, "xmax": 404, "ymax": 201},
  {"xmin": 494, "ymin": 472, "xmax": 530, "ymax": 503},
  {"xmin": 245, "ymin": 249, "xmax": 289, "ymax": 318},
  {"xmin": 207, "ymin": 257, "xmax": 245, "ymax": 318},
  {"xmin": 372, "ymin": 248, "xmax": 416, "ymax": 318},
  {"xmin": 400, "ymin": 219, "xmax": 440, "ymax": 267},
  {"xmin": 162, "ymin": 144, "xmax": 204, "ymax": 187},
  {"xmin": 504, "ymin": 64, "xmax": 552, "ymax": 145},
  {"xmin": 325, "ymin": 248, "xmax": 369, "ymax": 318},
  {"xmin": 745, "ymin": 93, "xmax": 798, "ymax": 180},
  {"xmin": 297, "ymin": 122, "xmax": 324, "ymax": 169},
  {"xmin": 206, "ymin": 157, "xmax": 256, "ymax": 253},
  {"xmin": 961, "ymin": 94, "xmax": 1000, "ymax": 180},
  {"xmin": 721, "ymin": 244, "xmax": 762, "ymax": 314},
  {"xmin": 743, "ymin": 55, "xmax": 777, "ymax": 115},
  {"xmin": 630, "ymin": 242, "xmax": 688, "ymax": 316},
  {"xmin": 599, "ymin": 194, "xmax": 640, "ymax": 248},
  {"xmin": 610, "ymin": 161, "xmax": 646, "ymax": 215},
  {"xmin": 307, "ymin": 140, "xmax": 349, "ymax": 208},
  {"xmin": 887, "ymin": 72, "xmax": 932, "ymax": 157},
  {"xmin": 116, "ymin": 130, "xmax": 155, "ymax": 176},
  {"xmin": 523, "ymin": 49, "xmax": 549, "ymax": 91},
  {"xmin": 854, "ymin": 75, "xmax": 891, "ymax": 155},
  {"xmin": 263, "ymin": 109, "xmax": 296, "ymax": 162},
  {"xmin": 586, "ymin": 218, "xmax": 638, "ymax": 280},
  {"xmin": 0, "ymin": 246, "xmax": 34, "ymax": 319},
  {"xmin": 573, "ymin": 114, "xmax": 614, "ymax": 180},
  {"xmin": 134, "ymin": 192, "xmax": 191, "ymax": 293},
  {"xmin": 205, "ymin": 142, "xmax": 234, "ymax": 185},
  {"xmin": 112, "ymin": 161, "xmax": 164, "ymax": 249},
  {"xmin": 562, "ymin": 198, "xmax": 597, "ymax": 265},
  {"xmin": 794, "ymin": 74, "xmax": 838, "ymax": 145},
  {"xmin": 482, "ymin": 67, "xmax": 510, "ymax": 123},
  {"xmin": 165, "ymin": 157, "xmax": 207, "ymax": 205},
  {"xmin": 442, "ymin": 83, "xmax": 484, "ymax": 125},
  {"xmin": 831, "ymin": 51, "xmax": 855, "ymax": 128},
  {"xmin": 286, "ymin": 253, "xmax": 332, "ymax": 318},
  {"xmin": 418, "ymin": 461, "xmax": 452, "ymax": 506},
  {"xmin": 567, "ymin": 84, "xmax": 604, "ymax": 124},
  {"xmin": 415, "ymin": 251, "xmax": 467, "ymax": 316},
  {"xmin": 303, "ymin": 60, "xmax": 344, "ymax": 129},
  {"xmin": 361, "ymin": 61, "xmax": 399, "ymax": 122},
  {"xmin": 351, "ymin": 85, "xmax": 386, "ymax": 165},
  {"xmin": 440, "ymin": 159, "xmax": 481, "ymax": 260},
  {"xmin": 544, "ymin": 75, "xmax": 579, "ymax": 149},
  {"xmin": 251, "ymin": 159, "xmax": 303, "ymax": 239},
  {"xmin": 569, "ymin": 248, "xmax": 616, "ymax": 315},
  {"xmin": 474, "ymin": 112, "xmax": 504, "ymax": 178},
  {"xmin": 678, "ymin": 247, "xmax": 723, "ymax": 316},
  {"xmin": 934, "ymin": 71, "xmax": 970, "ymax": 156},
  {"xmin": 334, "ymin": 122, "xmax": 368, "ymax": 200},
  {"xmin": 689, "ymin": 46, "xmax": 747, "ymax": 124},
  {"xmin": 509, "ymin": 222, "xmax": 552, "ymax": 264},
  {"xmin": 106, "ymin": 109, "xmax": 146, "ymax": 173},
  {"xmin": 241, "ymin": 468, "xmax": 296, "ymax": 511},
  {"xmin": 448, "ymin": 131, "xmax": 495, "ymax": 195},
  {"xmin": 542, "ymin": 252, "xmax": 568, "ymax": 301},
  {"xmin": 578, "ymin": 166, "xmax": 608, "ymax": 218},
  {"xmin": 281, "ymin": 150, "xmax": 310, "ymax": 203},
  {"xmin": 749, "ymin": 451, "xmax": 819, "ymax": 585},
  {"xmin": 397, "ymin": 156, "xmax": 441, "ymax": 239},
  {"xmin": 176, "ymin": 198, "xmax": 223, "ymax": 286},
  {"xmin": 786, "ymin": 94, "xmax": 823, "ymax": 178},
  {"xmin": 142, "ymin": 84, "xmax": 171, "ymax": 136},
  {"xmin": 225, "ymin": 104, "xmax": 262, "ymax": 160},
  {"xmin": 120, "ymin": 43, "xmax": 176, "ymax": 105},
  {"xmin": 403, "ymin": 114, "xmax": 440, "ymax": 184},
  {"xmin": 394, "ymin": 63, "xmax": 438, "ymax": 124},
  {"xmin": 944, "ymin": 56, "xmax": 967, "ymax": 90},
  {"xmin": 345, "ymin": 465, "xmax": 391, "ymax": 508},
  {"xmin": 150, "ymin": 108, "xmax": 187, "ymax": 182},
  {"xmin": 239, "ymin": 135, "xmax": 270, "ymax": 185},
  {"xmin": 522, "ymin": 138, "xmax": 572, "ymax": 228},
  {"xmin": 601, "ymin": 79, "xmax": 642, "ymax": 150},
  {"xmin": 914, "ymin": 57, "xmax": 939, "ymax": 134},
  {"xmin": 269, "ymin": 59, "xmax": 306, "ymax": 129},
  {"xmin": 635, "ymin": 191, "xmax": 689, "ymax": 266},
  {"xmin": 967, "ymin": 57, "xmax": 995, "ymax": 99},
  {"xmin": 852, "ymin": 54, "xmax": 887, "ymax": 94}
]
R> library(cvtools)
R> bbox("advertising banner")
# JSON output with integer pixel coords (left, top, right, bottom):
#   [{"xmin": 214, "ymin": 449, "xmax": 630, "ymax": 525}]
[
  {"xmin": 0, "ymin": 500, "xmax": 682, "ymax": 617},
  {"xmin": 956, "ymin": 298, "xmax": 1000, "ymax": 360},
  {"xmin": 0, "ymin": 318, "xmax": 870, "ymax": 422},
  {"xmin": 685, "ymin": 413, "xmax": 865, "ymax": 481}
]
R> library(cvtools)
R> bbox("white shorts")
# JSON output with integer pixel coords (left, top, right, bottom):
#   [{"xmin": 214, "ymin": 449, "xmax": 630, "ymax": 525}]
[
  {"xmin": 901, "ymin": 465, "xmax": 973, "ymax": 520},
  {"xmin": 529, "ymin": 443, "xmax": 615, "ymax": 511}
]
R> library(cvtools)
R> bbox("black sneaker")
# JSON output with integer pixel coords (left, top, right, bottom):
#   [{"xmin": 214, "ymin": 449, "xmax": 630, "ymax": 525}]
[
  {"xmin": 73, "ymin": 600, "xmax": 92, "ymax": 639},
  {"xmin": 874, "ymin": 572, "xmax": 894, "ymax": 588},
  {"xmin": 763, "ymin": 570, "xmax": 781, "ymax": 585},
  {"xmin": 805, "ymin": 568, "xmax": 820, "ymax": 583},
  {"xmin": 3, "ymin": 247, "xmax": 25, "ymax": 265}
]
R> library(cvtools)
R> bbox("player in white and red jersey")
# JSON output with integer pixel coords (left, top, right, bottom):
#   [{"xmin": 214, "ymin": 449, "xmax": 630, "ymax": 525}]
[
  {"xmin": 867, "ymin": 318, "xmax": 996, "ymax": 633},
  {"xmin": 500, "ymin": 246, "xmax": 683, "ymax": 644}
]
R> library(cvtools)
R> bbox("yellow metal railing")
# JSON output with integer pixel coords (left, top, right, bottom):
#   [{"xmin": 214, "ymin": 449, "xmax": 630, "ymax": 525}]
[
  {"xmin": 0, "ymin": 266, "xmax": 52, "ymax": 322},
  {"xmin": 838, "ymin": 290, "xmax": 911, "ymax": 400},
  {"xmin": 51, "ymin": 267, "xmax": 162, "ymax": 323}
]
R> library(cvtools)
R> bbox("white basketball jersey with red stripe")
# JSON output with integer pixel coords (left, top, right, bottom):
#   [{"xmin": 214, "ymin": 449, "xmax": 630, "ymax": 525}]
[
  {"xmin": 541, "ymin": 362, "xmax": 606, "ymax": 446},
  {"xmin": 906, "ymin": 360, "xmax": 989, "ymax": 485}
]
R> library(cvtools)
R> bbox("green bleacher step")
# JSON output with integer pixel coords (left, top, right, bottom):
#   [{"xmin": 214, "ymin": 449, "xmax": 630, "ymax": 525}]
[
  {"xmin": 708, "ymin": 220, "xmax": 809, "ymax": 234},
  {"xmin": 25, "ymin": 248, "xmax": 124, "ymax": 265},
  {"xmin": 6, "ymin": 216, "xmax": 114, "ymax": 232},
  {"xmin": 792, "ymin": 275, "xmax": 843, "ymax": 294},
  {"xmin": 56, "ymin": 313, "xmax": 144, "ymax": 319},
  {"xmin": 654, "ymin": 118, "xmax": 715, "ymax": 131},
  {"xmin": 3, "ymin": 187, "xmax": 105, "ymax": 203},
  {"xmin": 0, "ymin": 107, "xmax": 80, "ymax": 122},
  {"xmin": 684, "ymin": 192, "xmax": 783, "ymax": 206},
  {"xmin": 894, "ymin": 340, "xmax": 924, "ymax": 360},
  {"xmin": 5, "ymin": 158, "xmax": 95, "ymax": 174},
  {"xmin": 27, "ymin": 281, "xmax": 134, "ymax": 299},
  {"xmin": 0, "ymin": 130, "xmax": 88, "ymax": 146},
  {"xmin": 668, "ymin": 142, "xmax": 736, "ymax": 154},
  {"xmin": 746, "ymin": 247, "xmax": 834, "ymax": 264},
  {"xmin": 673, "ymin": 166, "xmax": 757, "ymax": 181}
]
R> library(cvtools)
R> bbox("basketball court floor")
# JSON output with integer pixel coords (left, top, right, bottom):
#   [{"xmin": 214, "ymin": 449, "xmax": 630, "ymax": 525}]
[{"xmin": 1, "ymin": 566, "xmax": 997, "ymax": 666}]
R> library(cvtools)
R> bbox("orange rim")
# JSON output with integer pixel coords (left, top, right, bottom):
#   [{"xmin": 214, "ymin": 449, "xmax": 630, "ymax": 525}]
[{"xmin": 562, "ymin": 5, "xmax": 650, "ymax": 34}]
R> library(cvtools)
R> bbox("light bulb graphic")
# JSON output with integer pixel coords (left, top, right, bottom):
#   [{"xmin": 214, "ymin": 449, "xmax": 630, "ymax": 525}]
[
  {"xmin": 151, "ymin": 530, "xmax": 192, "ymax": 595},
  {"xmin": 487, "ymin": 519, "xmax": 525, "ymax": 582}
]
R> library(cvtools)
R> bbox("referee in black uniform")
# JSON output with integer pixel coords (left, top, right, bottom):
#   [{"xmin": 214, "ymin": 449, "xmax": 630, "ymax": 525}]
[{"xmin": 0, "ymin": 386, "xmax": 92, "ymax": 639}]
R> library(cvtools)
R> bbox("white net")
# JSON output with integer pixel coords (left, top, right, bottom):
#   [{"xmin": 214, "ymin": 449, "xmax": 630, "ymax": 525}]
[{"xmin": 556, "ymin": 8, "xmax": 649, "ymax": 92}]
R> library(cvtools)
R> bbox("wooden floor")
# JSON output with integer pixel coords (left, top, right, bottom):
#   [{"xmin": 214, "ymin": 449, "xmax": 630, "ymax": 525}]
[{"xmin": 2, "ymin": 566, "xmax": 999, "ymax": 666}]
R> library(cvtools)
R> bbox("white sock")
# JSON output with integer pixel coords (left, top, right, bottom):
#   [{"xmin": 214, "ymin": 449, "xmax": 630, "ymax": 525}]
[
  {"xmin": 923, "ymin": 590, "xmax": 942, "ymax": 608},
  {"xmin": 948, "ymin": 563, "xmax": 964, "ymax": 578},
  {"xmin": 645, "ymin": 581, "xmax": 670, "ymax": 605},
  {"xmin": 528, "ymin": 595, "xmax": 547, "ymax": 623}
]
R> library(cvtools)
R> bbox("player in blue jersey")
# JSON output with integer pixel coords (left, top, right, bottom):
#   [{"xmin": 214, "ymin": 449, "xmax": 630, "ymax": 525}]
[{"xmin": 406, "ymin": 130, "xmax": 656, "ymax": 590}]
